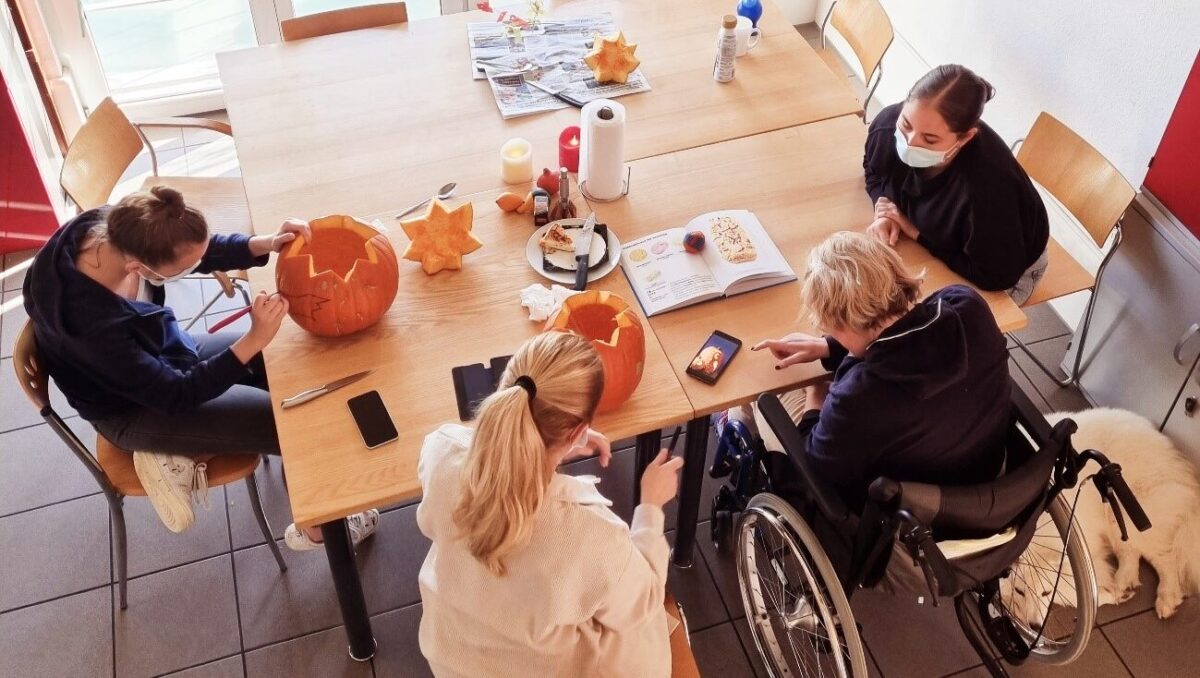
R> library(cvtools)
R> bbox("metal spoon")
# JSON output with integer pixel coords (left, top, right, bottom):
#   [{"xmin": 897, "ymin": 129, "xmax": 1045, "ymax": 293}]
[{"xmin": 395, "ymin": 182, "xmax": 456, "ymax": 219}]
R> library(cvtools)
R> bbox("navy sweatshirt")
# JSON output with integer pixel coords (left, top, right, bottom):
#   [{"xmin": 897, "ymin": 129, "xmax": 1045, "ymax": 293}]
[
  {"xmin": 23, "ymin": 208, "xmax": 267, "ymax": 421},
  {"xmin": 864, "ymin": 103, "xmax": 1049, "ymax": 291},
  {"xmin": 770, "ymin": 285, "xmax": 1011, "ymax": 507}
]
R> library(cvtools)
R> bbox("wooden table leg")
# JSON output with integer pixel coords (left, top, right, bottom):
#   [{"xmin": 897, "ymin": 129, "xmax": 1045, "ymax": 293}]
[
  {"xmin": 634, "ymin": 429, "xmax": 663, "ymax": 505},
  {"xmin": 671, "ymin": 416, "xmax": 710, "ymax": 569},
  {"xmin": 321, "ymin": 519, "xmax": 376, "ymax": 661}
]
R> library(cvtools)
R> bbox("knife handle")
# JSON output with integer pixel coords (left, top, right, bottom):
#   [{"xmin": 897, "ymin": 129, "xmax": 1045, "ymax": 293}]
[
  {"xmin": 281, "ymin": 387, "xmax": 328, "ymax": 409},
  {"xmin": 574, "ymin": 256, "xmax": 589, "ymax": 291}
]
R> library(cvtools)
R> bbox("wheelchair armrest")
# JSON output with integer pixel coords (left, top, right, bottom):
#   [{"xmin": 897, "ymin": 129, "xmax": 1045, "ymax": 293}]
[{"xmin": 756, "ymin": 393, "xmax": 849, "ymax": 520}]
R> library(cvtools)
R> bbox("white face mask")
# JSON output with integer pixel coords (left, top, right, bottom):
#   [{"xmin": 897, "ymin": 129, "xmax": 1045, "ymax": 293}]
[
  {"xmin": 894, "ymin": 128, "xmax": 960, "ymax": 169},
  {"xmin": 138, "ymin": 258, "xmax": 202, "ymax": 287}
]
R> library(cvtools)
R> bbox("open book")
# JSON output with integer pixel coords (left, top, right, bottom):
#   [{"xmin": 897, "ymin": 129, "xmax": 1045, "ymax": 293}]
[{"xmin": 620, "ymin": 210, "xmax": 796, "ymax": 317}]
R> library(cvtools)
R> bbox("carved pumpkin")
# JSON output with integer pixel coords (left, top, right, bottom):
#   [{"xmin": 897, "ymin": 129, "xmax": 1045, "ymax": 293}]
[
  {"xmin": 275, "ymin": 215, "xmax": 399, "ymax": 337},
  {"xmin": 546, "ymin": 290, "xmax": 645, "ymax": 413}
]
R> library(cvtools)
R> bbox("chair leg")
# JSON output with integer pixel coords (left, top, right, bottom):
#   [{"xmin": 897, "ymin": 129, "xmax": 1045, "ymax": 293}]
[
  {"xmin": 1011, "ymin": 225, "xmax": 1124, "ymax": 388},
  {"xmin": 109, "ymin": 494, "xmax": 129, "ymax": 610},
  {"xmin": 246, "ymin": 472, "xmax": 288, "ymax": 573}
]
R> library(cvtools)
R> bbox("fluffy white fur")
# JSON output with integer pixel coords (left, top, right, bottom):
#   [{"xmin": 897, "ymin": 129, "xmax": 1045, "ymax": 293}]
[{"xmin": 1008, "ymin": 408, "xmax": 1200, "ymax": 622}]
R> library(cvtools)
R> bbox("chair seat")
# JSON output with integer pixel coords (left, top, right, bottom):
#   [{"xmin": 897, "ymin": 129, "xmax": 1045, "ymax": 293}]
[
  {"xmin": 1023, "ymin": 237, "xmax": 1095, "ymax": 307},
  {"xmin": 139, "ymin": 176, "xmax": 252, "ymax": 237},
  {"xmin": 666, "ymin": 593, "xmax": 700, "ymax": 678},
  {"xmin": 97, "ymin": 435, "xmax": 260, "ymax": 496}
]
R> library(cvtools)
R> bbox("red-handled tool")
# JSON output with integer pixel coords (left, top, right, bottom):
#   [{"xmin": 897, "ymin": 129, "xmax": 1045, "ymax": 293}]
[{"xmin": 205, "ymin": 292, "xmax": 281, "ymax": 333}]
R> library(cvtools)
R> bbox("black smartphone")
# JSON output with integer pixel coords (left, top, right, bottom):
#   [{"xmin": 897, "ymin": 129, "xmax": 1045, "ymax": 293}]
[
  {"xmin": 686, "ymin": 330, "xmax": 742, "ymax": 384},
  {"xmin": 346, "ymin": 391, "xmax": 399, "ymax": 449}
]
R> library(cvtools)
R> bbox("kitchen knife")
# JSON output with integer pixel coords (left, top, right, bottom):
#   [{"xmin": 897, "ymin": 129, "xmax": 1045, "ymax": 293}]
[
  {"xmin": 573, "ymin": 214, "xmax": 597, "ymax": 291},
  {"xmin": 280, "ymin": 369, "xmax": 373, "ymax": 409},
  {"xmin": 522, "ymin": 78, "xmax": 587, "ymax": 108}
]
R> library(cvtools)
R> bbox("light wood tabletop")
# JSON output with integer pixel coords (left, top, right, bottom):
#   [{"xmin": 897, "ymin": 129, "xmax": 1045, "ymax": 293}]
[
  {"xmin": 248, "ymin": 190, "xmax": 693, "ymax": 528},
  {"xmin": 587, "ymin": 115, "xmax": 1029, "ymax": 417},
  {"xmin": 217, "ymin": 0, "xmax": 861, "ymax": 232}
]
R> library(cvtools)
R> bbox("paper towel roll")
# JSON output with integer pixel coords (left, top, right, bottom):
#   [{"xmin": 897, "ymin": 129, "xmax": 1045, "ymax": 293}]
[{"xmin": 579, "ymin": 99, "xmax": 627, "ymax": 201}]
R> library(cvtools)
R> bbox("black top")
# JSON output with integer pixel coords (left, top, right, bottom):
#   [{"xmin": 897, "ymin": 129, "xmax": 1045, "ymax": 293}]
[
  {"xmin": 24, "ymin": 209, "xmax": 267, "ymax": 421},
  {"xmin": 768, "ymin": 285, "xmax": 1011, "ymax": 507},
  {"xmin": 864, "ymin": 103, "xmax": 1049, "ymax": 291}
]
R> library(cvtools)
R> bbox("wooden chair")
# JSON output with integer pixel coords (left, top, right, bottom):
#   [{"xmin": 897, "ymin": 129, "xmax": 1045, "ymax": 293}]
[
  {"xmin": 666, "ymin": 593, "xmax": 700, "ymax": 678},
  {"xmin": 1010, "ymin": 112, "xmax": 1136, "ymax": 386},
  {"xmin": 12, "ymin": 321, "xmax": 286, "ymax": 610},
  {"xmin": 819, "ymin": 0, "xmax": 894, "ymax": 118},
  {"xmin": 280, "ymin": 2, "xmax": 408, "ymax": 42},
  {"xmin": 60, "ymin": 97, "xmax": 252, "ymax": 328}
]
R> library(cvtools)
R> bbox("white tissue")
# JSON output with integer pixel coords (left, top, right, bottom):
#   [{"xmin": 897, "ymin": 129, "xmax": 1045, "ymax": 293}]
[{"xmin": 520, "ymin": 283, "xmax": 582, "ymax": 322}]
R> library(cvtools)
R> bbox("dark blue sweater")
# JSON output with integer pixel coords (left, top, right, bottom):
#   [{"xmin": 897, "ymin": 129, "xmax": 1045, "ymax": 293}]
[
  {"xmin": 772, "ymin": 285, "xmax": 1010, "ymax": 506},
  {"xmin": 23, "ymin": 208, "xmax": 267, "ymax": 421}
]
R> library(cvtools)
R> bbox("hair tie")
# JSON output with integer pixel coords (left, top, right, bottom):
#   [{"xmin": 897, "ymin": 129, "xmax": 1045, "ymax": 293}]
[{"xmin": 514, "ymin": 375, "xmax": 537, "ymax": 400}]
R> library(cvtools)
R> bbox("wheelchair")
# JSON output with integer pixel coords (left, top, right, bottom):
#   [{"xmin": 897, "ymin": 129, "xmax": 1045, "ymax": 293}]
[{"xmin": 707, "ymin": 380, "xmax": 1150, "ymax": 678}]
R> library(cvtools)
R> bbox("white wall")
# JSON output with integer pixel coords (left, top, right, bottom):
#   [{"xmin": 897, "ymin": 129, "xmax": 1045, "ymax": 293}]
[{"xmin": 807, "ymin": 0, "xmax": 1200, "ymax": 188}]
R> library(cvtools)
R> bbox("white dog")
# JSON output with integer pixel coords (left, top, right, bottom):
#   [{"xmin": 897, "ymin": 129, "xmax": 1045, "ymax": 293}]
[{"xmin": 1007, "ymin": 408, "xmax": 1200, "ymax": 623}]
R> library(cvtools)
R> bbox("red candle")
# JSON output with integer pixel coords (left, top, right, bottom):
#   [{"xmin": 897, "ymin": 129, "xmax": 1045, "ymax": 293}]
[{"xmin": 558, "ymin": 126, "xmax": 581, "ymax": 173}]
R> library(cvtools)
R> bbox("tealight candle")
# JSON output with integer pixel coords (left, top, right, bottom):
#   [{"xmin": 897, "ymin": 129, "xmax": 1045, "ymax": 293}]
[
  {"xmin": 500, "ymin": 137, "xmax": 533, "ymax": 184},
  {"xmin": 558, "ymin": 126, "xmax": 581, "ymax": 173}
]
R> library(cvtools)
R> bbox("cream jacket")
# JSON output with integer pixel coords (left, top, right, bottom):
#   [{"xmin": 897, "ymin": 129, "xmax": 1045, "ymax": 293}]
[{"xmin": 416, "ymin": 424, "xmax": 672, "ymax": 678}]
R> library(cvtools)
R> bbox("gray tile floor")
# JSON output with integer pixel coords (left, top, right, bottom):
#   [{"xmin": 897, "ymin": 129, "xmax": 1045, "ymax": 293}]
[{"xmin": 0, "ymin": 40, "xmax": 1187, "ymax": 676}]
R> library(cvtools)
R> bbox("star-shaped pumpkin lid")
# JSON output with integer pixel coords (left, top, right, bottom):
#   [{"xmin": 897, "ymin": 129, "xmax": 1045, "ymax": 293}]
[
  {"xmin": 399, "ymin": 199, "xmax": 483, "ymax": 275},
  {"xmin": 584, "ymin": 32, "xmax": 641, "ymax": 84}
]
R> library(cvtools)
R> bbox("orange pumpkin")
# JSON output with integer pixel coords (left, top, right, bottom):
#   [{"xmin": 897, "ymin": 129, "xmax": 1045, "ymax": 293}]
[
  {"xmin": 546, "ymin": 290, "xmax": 645, "ymax": 413},
  {"xmin": 275, "ymin": 215, "xmax": 399, "ymax": 337}
]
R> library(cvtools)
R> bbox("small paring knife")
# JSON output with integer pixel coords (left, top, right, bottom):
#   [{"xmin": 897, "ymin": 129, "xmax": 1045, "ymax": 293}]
[
  {"xmin": 281, "ymin": 369, "xmax": 373, "ymax": 409},
  {"xmin": 573, "ymin": 214, "xmax": 597, "ymax": 292},
  {"xmin": 521, "ymin": 78, "xmax": 587, "ymax": 108}
]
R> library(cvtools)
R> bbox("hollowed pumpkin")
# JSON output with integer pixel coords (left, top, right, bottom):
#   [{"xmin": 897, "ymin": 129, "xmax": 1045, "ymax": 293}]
[
  {"xmin": 275, "ymin": 215, "xmax": 399, "ymax": 337},
  {"xmin": 546, "ymin": 290, "xmax": 645, "ymax": 413}
]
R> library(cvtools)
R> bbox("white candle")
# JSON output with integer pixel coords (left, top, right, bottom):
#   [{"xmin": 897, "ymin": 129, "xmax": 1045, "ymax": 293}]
[{"xmin": 500, "ymin": 137, "xmax": 533, "ymax": 184}]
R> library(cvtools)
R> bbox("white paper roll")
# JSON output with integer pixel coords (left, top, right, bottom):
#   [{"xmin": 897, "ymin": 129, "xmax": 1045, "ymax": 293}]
[{"xmin": 579, "ymin": 99, "xmax": 627, "ymax": 201}]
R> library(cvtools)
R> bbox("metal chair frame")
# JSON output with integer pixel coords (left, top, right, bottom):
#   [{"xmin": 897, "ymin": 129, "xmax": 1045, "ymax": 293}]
[{"xmin": 820, "ymin": 0, "xmax": 894, "ymax": 120}]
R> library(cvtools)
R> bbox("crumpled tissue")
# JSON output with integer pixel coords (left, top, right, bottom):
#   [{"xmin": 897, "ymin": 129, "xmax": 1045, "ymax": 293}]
[{"xmin": 520, "ymin": 283, "xmax": 582, "ymax": 322}]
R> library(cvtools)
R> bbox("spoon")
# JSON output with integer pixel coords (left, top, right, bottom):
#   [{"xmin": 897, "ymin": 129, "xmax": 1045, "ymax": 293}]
[{"xmin": 395, "ymin": 182, "xmax": 456, "ymax": 219}]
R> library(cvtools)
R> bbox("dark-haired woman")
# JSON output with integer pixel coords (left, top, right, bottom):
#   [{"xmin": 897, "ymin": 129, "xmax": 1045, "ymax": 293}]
[
  {"xmin": 864, "ymin": 64, "xmax": 1050, "ymax": 303},
  {"xmin": 24, "ymin": 187, "xmax": 379, "ymax": 546}
]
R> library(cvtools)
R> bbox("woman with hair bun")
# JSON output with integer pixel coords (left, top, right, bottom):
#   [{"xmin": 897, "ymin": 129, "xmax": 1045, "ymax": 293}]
[
  {"xmin": 24, "ymin": 187, "xmax": 379, "ymax": 547},
  {"xmin": 863, "ymin": 64, "xmax": 1050, "ymax": 303},
  {"xmin": 416, "ymin": 331, "xmax": 686, "ymax": 677}
]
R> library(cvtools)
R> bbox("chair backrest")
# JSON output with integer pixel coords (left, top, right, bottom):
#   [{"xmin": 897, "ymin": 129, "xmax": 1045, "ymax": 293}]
[
  {"xmin": 12, "ymin": 319, "xmax": 112, "ymax": 486},
  {"xmin": 280, "ymin": 2, "xmax": 409, "ymax": 42},
  {"xmin": 827, "ymin": 0, "xmax": 894, "ymax": 84},
  {"xmin": 60, "ymin": 97, "xmax": 144, "ymax": 211},
  {"xmin": 1017, "ymin": 112, "xmax": 1136, "ymax": 247}
]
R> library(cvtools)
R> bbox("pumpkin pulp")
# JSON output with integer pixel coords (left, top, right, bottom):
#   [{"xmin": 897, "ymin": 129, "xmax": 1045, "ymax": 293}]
[{"xmin": 288, "ymin": 220, "xmax": 382, "ymax": 282}]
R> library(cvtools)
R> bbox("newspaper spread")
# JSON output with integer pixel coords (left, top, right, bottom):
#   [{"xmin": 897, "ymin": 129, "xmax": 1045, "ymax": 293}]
[{"xmin": 467, "ymin": 13, "xmax": 651, "ymax": 119}]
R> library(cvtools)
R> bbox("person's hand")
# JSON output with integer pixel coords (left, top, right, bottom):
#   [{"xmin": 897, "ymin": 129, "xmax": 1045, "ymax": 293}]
[
  {"xmin": 563, "ymin": 428, "xmax": 612, "ymax": 467},
  {"xmin": 268, "ymin": 218, "xmax": 312, "ymax": 253},
  {"xmin": 640, "ymin": 449, "xmax": 684, "ymax": 508},
  {"xmin": 246, "ymin": 291, "xmax": 288, "ymax": 347},
  {"xmin": 751, "ymin": 332, "xmax": 830, "ymax": 370},
  {"xmin": 866, "ymin": 216, "xmax": 901, "ymax": 247},
  {"xmin": 874, "ymin": 198, "xmax": 918, "ymax": 240}
]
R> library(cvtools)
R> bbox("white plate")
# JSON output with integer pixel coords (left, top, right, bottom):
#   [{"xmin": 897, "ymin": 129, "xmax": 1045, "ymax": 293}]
[{"xmin": 526, "ymin": 219, "xmax": 622, "ymax": 286}]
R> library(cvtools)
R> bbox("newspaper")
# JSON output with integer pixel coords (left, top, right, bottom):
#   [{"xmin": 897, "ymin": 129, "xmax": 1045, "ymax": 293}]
[{"xmin": 467, "ymin": 13, "xmax": 651, "ymax": 119}]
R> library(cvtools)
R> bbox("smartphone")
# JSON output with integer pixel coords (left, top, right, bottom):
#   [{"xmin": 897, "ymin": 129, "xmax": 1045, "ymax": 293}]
[
  {"xmin": 346, "ymin": 391, "xmax": 399, "ymax": 449},
  {"xmin": 686, "ymin": 330, "xmax": 742, "ymax": 384}
]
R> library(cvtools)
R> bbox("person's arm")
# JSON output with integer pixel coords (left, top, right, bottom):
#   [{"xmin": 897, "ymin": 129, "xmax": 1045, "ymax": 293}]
[
  {"xmin": 795, "ymin": 379, "xmax": 876, "ymax": 490},
  {"xmin": 863, "ymin": 113, "xmax": 898, "ymax": 204},
  {"xmin": 820, "ymin": 337, "xmax": 850, "ymax": 373},
  {"xmin": 195, "ymin": 233, "xmax": 268, "ymax": 274},
  {"xmin": 917, "ymin": 181, "xmax": 1029, "ymax": 291},
  {"xmin": 81, "ymin": 325, "xmax": 252, "ymax": 415}
]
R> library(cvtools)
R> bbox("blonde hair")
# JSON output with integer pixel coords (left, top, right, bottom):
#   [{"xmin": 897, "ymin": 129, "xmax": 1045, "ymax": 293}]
[
  {"xmin": 801, "ymin": 231, "xmax": 923, "ymax": 333},
  {"xmin": 453, "ymin": 331, "xmax": 604, "ymax": 575}
]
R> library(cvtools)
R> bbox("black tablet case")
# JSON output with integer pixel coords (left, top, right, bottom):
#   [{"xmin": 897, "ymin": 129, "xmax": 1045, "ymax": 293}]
[{"xmin": 451, "ymin": 355, "xmax": 513, "ymax": 421}]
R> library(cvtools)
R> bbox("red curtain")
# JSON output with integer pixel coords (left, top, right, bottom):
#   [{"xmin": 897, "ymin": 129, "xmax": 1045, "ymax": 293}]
[{"xmin": 1145, "ymin": 51, "xmax": 1200, "ymax": 240}]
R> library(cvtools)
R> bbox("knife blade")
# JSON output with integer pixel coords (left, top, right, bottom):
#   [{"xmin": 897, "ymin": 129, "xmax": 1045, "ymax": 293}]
[
  {"xmin": 280, "ymin": 369, "xmax": 373, "ymax": 409},
  {"xmin": 573, "ymin": 214, "xmax": 597, "ymax": 291},
  {"xmin": 522, "ymin": 78, "xmax": 586, "ymax": 108}
]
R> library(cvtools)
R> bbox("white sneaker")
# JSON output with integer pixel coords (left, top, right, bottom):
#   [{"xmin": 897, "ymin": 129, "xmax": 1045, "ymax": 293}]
[
  {"xmin": 132, "ymin": 452, "xmax": 209, "ymax": 534},
  {"xmin": 284, "ymin": 509, "xmax": 381, "ymax": 552}
]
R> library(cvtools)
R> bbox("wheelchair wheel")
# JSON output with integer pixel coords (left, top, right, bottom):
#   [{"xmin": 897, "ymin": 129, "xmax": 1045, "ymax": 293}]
[
  {"xmin": 736, "ymin": 493, "xmax": 869, "ymax": 677},
  {"xmin": 993, "ymin": 494, "xmax": 1097, "ymax": 665}
]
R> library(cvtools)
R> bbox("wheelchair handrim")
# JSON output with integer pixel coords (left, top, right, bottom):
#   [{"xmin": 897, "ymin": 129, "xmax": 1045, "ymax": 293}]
[{"xmin": 736, "ymin": 494, "xmax": 869, "ymax": 678}]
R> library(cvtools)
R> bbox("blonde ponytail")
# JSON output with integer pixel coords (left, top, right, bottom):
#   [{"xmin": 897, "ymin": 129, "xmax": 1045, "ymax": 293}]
[{"xmin": 453, "ymin": 332, "xmax": 604, "ymax": 575}]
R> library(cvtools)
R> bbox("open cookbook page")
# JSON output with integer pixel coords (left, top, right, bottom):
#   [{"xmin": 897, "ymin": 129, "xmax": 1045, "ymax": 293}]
[
  {"xmin": 620, "ymin": 229, "xmax": 724, "ymax": 316},
  {"xmin": 689, "ymin": 210, "xmax": 797, "ymax": 296}
]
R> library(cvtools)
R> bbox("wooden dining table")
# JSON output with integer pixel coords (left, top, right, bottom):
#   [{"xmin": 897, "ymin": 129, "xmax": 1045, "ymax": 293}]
[{"xmin": 216, "ymin": 0, "xmax": 1023, "ymax": 661}]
